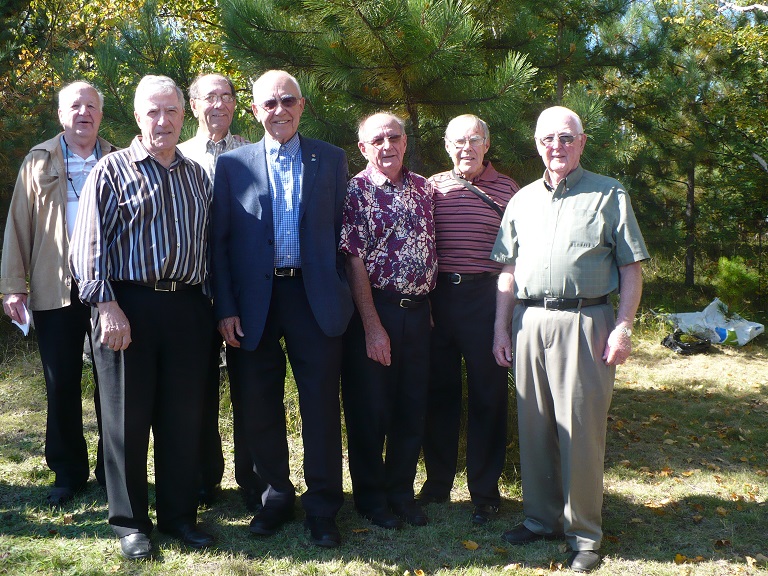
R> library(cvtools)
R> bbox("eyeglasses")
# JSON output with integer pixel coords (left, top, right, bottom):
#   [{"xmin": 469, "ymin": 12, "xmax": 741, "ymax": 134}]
[
  {"xmin": 538, "ymin": 133, "xmax": 581, "ymax": 147},
  {"xmin": 364, "ymin": 134, "xmax": 404, "ymax": 148},
  {"xmin": 448, "ymin": 136, "xmax": 486, "ymax": 149},
  {"xmin": 258, "ymin": 95, "xmax": 300, "ymax": 112},
  {"xmin": 199, "ymin": 93, "xmax": 235, "ymax": 104}
]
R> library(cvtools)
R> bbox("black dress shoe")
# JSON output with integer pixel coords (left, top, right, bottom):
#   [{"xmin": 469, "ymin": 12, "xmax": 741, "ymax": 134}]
[
  {"xmin": 249, "ymin": 505, "xmax": 295, "ymax": 536},
  {"xmin": 415, "ymin": 490, "xmax": 449, "ymax": 504},
  {"xmin": 161, "ymin": 523, "xmax": 214, "ymax": 549},
  {"xmin": 471, "ymin": 504, "xmax": 499, "ymax": 525},
  {"xmin": 359, "ymin": 507, "xmax": 402, "ymax": 530},
  {"xmin": 119, "ymin": 533, "xmax": 153, "ymax": 560},
  {"xmin": 391, "ymin": 500, "xmax": 428, "ymax": 526},
  {"xmin": 46, "ymin": 484, "xmax": 86, "ymax": 507},
  {"xmin": 304, "ymin": 516, "xmax": 341, "ymax": 548},
  {"xmin": 502, "ymin": 523, "xmax": 559, "ymax": 545},
  {"xmin": 198, "ymin": 484, "xmax": 220, "ymax": 507},
  {"xmin": 568, "ymin": 550, "xmax": 601, "ymax": 573}
]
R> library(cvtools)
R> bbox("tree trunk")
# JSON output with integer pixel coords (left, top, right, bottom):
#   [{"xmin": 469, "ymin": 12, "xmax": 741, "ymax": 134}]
[{"xmin": 685, "ymin": 164, "xmax": 695, "ymax": 286}]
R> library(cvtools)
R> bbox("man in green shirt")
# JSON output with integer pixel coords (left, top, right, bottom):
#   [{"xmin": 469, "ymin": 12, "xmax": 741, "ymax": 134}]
[{"xmin": 491, "ymin": 106, "xmax": 649, "ymax": 573}]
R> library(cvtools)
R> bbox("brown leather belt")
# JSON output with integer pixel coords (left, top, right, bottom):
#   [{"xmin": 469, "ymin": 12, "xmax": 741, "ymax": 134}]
[{"xmin": 522, "ymin": 296, "xmax": 608, "ymax": 311}]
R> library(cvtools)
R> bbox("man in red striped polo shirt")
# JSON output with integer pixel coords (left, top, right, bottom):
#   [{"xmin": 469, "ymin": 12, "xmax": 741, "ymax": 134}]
[{"xmin": 418, "ymin": 114, "xmax": 519, "ymax": 525}]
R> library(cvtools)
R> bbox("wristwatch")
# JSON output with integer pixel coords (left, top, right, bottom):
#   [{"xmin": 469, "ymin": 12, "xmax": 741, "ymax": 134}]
[{"xmin": 617, "ymin": 326, "xmax": 632, "ymax": 338}]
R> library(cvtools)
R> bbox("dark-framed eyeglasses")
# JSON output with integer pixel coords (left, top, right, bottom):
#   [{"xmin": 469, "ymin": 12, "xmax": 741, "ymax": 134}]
[
  {"xmin": 364, "ymin": 134, "xmax": 404, "ymax": 148},
  {"xmin": 258, "ymin": 95, "xmax": 300, "ymax": 112},
  {"xmin": 448, "ymin": 136, "xmax": 486, "ymax": 149},
  {"xmin": 538, "ymin": 133, "xmax": 581, "ymax": 147},
  {"xmin": 199, "ymin": 93, "xmax": 235, "ymax": 104}
]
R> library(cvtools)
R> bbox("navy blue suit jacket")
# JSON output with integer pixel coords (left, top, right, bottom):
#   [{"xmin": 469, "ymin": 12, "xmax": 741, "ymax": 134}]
[{"xmin": 211, "ymin": 134, "xmax": 353, "ymax": 351}]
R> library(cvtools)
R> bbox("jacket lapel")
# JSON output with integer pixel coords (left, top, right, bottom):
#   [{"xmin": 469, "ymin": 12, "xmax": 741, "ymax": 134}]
[{"xmin": 299, "ymin": 135, "xmax": 318, "ymax": 222}]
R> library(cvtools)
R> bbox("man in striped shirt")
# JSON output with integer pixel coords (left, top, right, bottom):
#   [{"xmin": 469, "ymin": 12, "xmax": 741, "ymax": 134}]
[
  {"xmin": 419, "ymin": 115, "xmax": 518, "ymax": 525},
  {"xmin": 70, "ymin": 75, "xmax": 214, "ymax": 560}
]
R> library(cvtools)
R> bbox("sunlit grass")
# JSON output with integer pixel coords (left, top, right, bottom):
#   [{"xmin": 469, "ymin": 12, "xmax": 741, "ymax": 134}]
[{"xmin": 1, "ymin": 295, "xmax": 767, "ymax": 574}]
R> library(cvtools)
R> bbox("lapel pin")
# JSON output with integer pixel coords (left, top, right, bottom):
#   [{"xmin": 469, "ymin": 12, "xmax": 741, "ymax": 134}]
[{"xmin": 311, "ymin": 154, "xmax": 317, "ymax": 162}]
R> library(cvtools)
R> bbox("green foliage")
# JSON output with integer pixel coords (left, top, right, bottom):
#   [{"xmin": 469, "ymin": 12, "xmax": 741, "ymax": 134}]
[
  {"xmin": 220, "ymin": 0, "xmax": 537, "ymax": 175},
  {"xmin": 713, "ymin": 256, "xmax": 761, "ymax": 313}
]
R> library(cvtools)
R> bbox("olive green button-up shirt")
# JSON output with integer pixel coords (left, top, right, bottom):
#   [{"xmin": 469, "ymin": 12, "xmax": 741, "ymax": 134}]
[{"xmin": 490, "ymin": 165, "xmax": 649, "ymax": 300}]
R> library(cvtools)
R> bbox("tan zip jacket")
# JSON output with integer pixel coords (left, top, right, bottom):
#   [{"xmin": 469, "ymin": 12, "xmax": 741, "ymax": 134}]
[{"xmin": 0, "ymin": 133, "xmax": 118, "ymax": 311}]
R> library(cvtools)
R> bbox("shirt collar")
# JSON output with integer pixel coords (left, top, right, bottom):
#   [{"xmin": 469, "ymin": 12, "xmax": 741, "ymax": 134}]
[
  {"xmin": 265, "ymin": 132, "xmax": 301, "ymax": 158},
  {"xmin": 365, "ymin": 163, "xmax": 411, "ymax": 188},
  {"xmin": 543, "ymin": 164, "xmax": 583, "ymax": 193},
  {"xmin": 457, "ymin": 160, "xmax": 498, "ymax": 184},
  {"xmin": 193, "ymin": 130, "xmax": 233, "ymax": 148},
  {"xmin": 60, "ymin": 135, "xmax": 100, "ymax": 161},
  {"xmin": 131, "ymin": 136, "xmax": 186, "ymax": 169}
]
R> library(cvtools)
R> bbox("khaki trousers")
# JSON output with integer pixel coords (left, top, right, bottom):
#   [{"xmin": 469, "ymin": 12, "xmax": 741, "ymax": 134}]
[{"xmin": 512, "ymin": 302, "xmax": 615, "ymax": 551}]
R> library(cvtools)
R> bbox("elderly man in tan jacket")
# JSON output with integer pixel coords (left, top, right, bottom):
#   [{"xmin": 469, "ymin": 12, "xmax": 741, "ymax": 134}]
[{"xmin": 1, "ymin": 80, "xmax": 118, "ymax": 506}]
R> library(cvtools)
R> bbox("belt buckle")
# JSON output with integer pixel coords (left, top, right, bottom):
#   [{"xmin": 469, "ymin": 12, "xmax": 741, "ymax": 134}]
[
  {"xmin": 399, "ymin": 298, "xmax": 412, "ymax": 308},
  {"xmin": 274, "ymin": 268, "xmax": 292, "ymax": 277},
  {"xmin": 154, "ymin": 280, "xmax": 174, "ymax": 292},
  {"xmin": 543, "ymin": 297, "xmax": 557, "ymax": 310},
  {"xmin": 450, "ymin": 273, "xmax": 462, "ymax": 285}
]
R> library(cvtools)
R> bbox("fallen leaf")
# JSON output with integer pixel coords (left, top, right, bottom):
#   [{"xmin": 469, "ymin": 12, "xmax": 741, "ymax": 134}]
[
  {"xmin": 462, "ymin": 540, "xmax": 479, "ymax": 550},
  {"xmin": 62, "ymin": 514, "xmax": 74, "ymax": 525},
  {"xmin": 692, "ymin": 514, "xmax": 703, "ymax": 523},
  {"xmin": 675, "ymin": 553, "xmax": 687, "ymax": 564},
  {"xmin": 746, "ymin": 556, "xmax": 756, "ymax": 568},
  {"xmin": 414, "ymin": 570, "xmax": 425, "ymax": 576},
  {"xmin": 493, "ymin": 546, "xmax": 508, "ymax": 555},
  {"xmin": 715, "ymin": 506, "xmax": 728, "ymax": 516},
  {"xmin": 714, "ymin": 539, "xmax": 731, "ymax": 548},
  {"xmin": 502, "ymin": 563, "xmax": 523, "ymax": 571},
  {"xmin": 352, "ymin": 528, "xmax": 369, "ymax": 533}
]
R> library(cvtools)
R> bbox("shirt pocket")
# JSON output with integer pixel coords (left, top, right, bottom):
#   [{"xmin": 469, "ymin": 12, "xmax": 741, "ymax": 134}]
[{"xmin": 566, "ymin": 209, "xmax": 602, "ymax": 248}]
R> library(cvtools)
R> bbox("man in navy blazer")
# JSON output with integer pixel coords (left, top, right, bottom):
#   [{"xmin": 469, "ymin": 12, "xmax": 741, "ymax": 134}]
[{"xmin": 210, "ymin": 70, "xmax": 353, "ymax": 548}]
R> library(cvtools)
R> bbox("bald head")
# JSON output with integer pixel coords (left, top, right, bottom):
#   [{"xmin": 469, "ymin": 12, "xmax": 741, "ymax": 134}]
[
  {"xmin": 534, "ymin": 106, "xmax": 587, "ymax": 186},
  {"xmin": 251, "ymin": 70, "xmax": 305, "ymax": 144}
]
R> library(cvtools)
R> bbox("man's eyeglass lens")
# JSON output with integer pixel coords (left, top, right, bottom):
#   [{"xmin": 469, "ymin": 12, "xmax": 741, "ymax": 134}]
[
  {"xmin": 202, "ymin": 94, "xmax": 235, "ymax": 104},
  {"xmin": 367, "ymin": 135, "xmax": 403, "ymax": 147},
  {"xmin": 540, "ymin": 134, "xmax": 577, "ymax": 146},
  {"xmin": 260, "ymin": 96, "xmax": 299, "ymax": 111},
  {"xmin": 451, "ymin": 136, "xmax": 485, "ymax": 148}
]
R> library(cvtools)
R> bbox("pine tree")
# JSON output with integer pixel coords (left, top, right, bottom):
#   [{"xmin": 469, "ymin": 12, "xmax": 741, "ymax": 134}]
[{"xmin": 220, "ymin": 0, "xmax": 536, "ymax": 175}]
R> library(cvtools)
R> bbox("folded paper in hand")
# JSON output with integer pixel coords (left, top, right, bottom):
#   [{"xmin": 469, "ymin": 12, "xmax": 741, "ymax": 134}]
[{"xmin": 12, "ymin": 302, "xmax": 31, "ymax": 336}]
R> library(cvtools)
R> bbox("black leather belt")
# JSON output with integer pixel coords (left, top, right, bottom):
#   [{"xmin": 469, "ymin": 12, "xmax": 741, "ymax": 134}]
[
  {"xmin": 371, "ymin": 288, "xmax": 428, "ymax": 309},
  {"xmin": 522, "ymin": 296, "xmax": 608, "ymax": 310},
  {"xmin": 438, "ymin": 271, "xmax": 498, "ymax": 285},
  {"xmin": 274, "ymin": 267, "xmax": 302, "ymax": 278},
  {"xmin": 127, "ymin": 280, "xmax": 198, "ymax": 292}
]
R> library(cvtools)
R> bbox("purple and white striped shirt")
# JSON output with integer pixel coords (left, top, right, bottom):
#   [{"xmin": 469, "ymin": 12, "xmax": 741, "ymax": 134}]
[{"xmin": 69, "ymin": 136, "xmax": 212, "ymax": 303}]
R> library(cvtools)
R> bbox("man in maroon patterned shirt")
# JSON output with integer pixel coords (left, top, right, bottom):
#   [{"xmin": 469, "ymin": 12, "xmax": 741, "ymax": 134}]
[
  {"xmin": 418, "ymin": 114, "xmax": 519, "ymax": 525},
  {"xmin": 340, "ymin": 112, "xmax": 437, "ymax": 530}
]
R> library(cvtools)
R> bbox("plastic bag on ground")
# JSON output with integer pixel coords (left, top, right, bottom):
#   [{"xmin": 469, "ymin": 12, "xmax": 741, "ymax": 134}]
[{"xmin": 662, "ymin": 298, "xmax": 764, "ymax": 346}]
